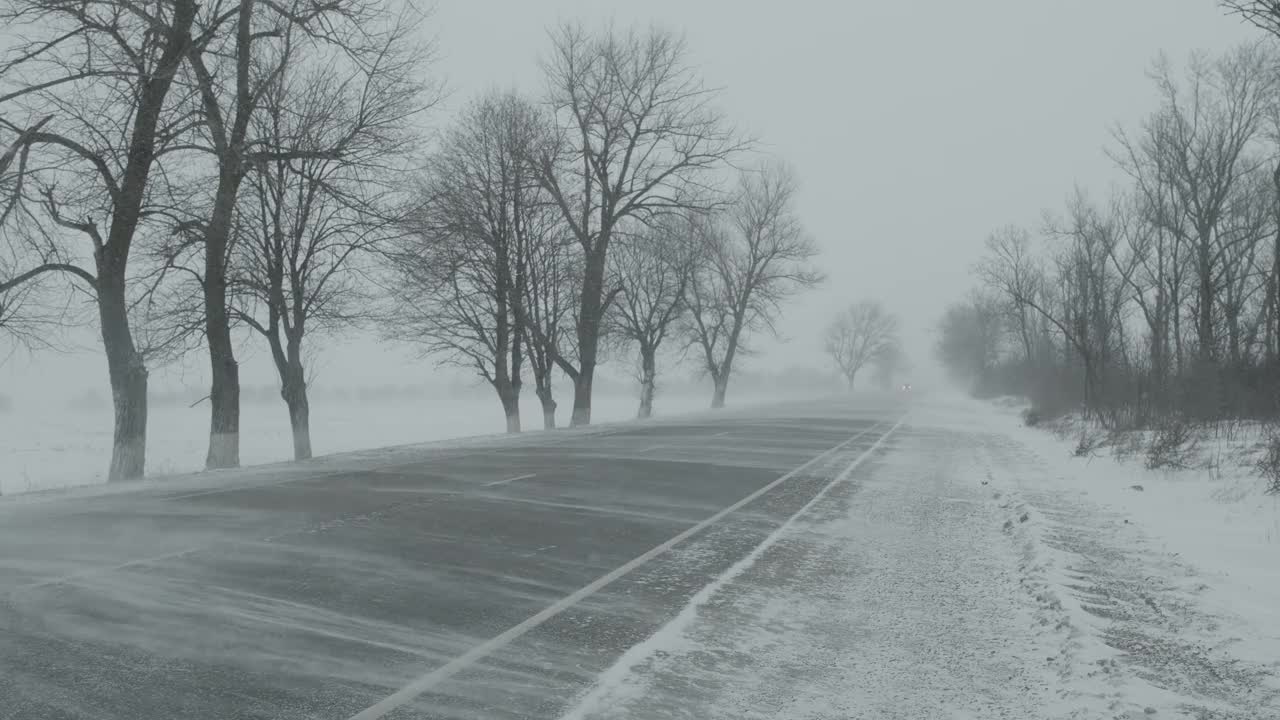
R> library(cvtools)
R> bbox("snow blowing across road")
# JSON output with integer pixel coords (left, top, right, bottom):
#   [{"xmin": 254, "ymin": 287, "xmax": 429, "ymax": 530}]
[
  {"xmin": 558, "ymin": 397, "xmax": 1280, "ymax": 720},
  {"xmin": 4, "ymin": 396, "xmax": 1277, "ymax": 719}
]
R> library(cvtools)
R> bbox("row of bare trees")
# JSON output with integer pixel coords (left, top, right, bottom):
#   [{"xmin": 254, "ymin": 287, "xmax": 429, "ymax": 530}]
[
  {"xmin": 382, "ymin": 26, "xmax": 822, "ymax": 431},
  {"xmin": 1, "ymin": 11, "xmax": 824, "ymax": 483},
  {"xmin": 940, "ymin": 7, "xmax": 1280, "ymax": 427},
  {"xmin": 0, "ymin": 0, "xmax": 432, "ymax": 481},
  {"xmin": 383, "ymin": 84, "xmax": 822, "ymax": 429}
]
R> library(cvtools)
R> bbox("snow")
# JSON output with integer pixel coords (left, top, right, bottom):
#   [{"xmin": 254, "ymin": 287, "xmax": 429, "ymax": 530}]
[
  {"xmin": 557, "ymin": 394, "xmax": 1280, "ymax": 719},
  {"xmin": 979, "ymin": 404, "xmax": 1280, "ymax": 628},
  {"xmin": 0, "ymin": 387, "xmax": 783, "ymax": 496},
  {"xmin": 967, "ymin": 400, "xmax": 1280, "ymax": 716},
  {"xmin": 5, "ymin": 387, "xmax": 1277, "ymax": 717},
  {"xmin": 561, "ymin": 420, "xmax": 901, "ymax": 720},
  {"xmin": 560, "ymin": 408, "xmax": 1063, "ymax": 719}
]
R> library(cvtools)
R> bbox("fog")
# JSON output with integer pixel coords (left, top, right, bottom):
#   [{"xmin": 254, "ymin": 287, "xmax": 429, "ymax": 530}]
[
  {"xmin": 8, "ymin": 3, "xmax": 1280, "ymax": 718},
  {"xmin": 0, "ymin": 0, "xmax": 1259, "ymax": 490}
]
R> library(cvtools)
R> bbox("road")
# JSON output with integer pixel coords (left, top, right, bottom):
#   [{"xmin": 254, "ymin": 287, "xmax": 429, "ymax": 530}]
[{"xmin": 0, "ymin": 396, "xmax": 908, "ymax": 720}]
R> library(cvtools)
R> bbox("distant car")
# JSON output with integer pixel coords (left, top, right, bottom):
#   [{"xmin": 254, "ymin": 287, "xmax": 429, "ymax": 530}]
[{"xmin": 899, "ymin": 383, "xmax": 912, "ymax": 392}]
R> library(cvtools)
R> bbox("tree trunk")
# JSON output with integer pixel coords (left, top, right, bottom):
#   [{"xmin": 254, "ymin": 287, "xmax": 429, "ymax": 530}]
[
  {"xmin": 286, "ymin": 392, "xmax": 311, "ymax": 461},
  {"xmin": 571, "ymin": 369, "xmax": 593, "ymax": 426},
  {"xmin": 1173, "ymin": 290, "xmax": 1184, "ymax": 378},
  {"xmin": 1197, "ymin": 243, "xmax": 1215, "ymax": 363},
  {"xmin": 637, "ymin": 348, "xmax": 656, "ymax": 419},
  {"xmin": 280, "ymin": 364, "xmax": 311, "ymax": 461},
  {"xmin": 85, "ymin": 0, "xmax": 195, "ymax": 482},
  {"xmin": 206, "ymin": 264, "xmax": 240, "ymax": 470},
  {"xmin": 1018, "ymin": 307, "xmax": 1034, "ymax": 366},
  {"xmin": 205, "ymin": 252, "xmax": 240, "ymax": 469},
  {"xmin": 498, "ymin": 381, "xmax": 521, "ymax": 433},
  {"xmin": 536, "ymin": 385, "xmax": 557, "ymax": 429},
  {"xmin": 571, "ymin": 247, "xmax": 607, "ymax": 427},
  {"xmin": 1270, "ymin": 164, "xmax": 1280, "ymax": 367},
  {"xmin": 206, "ymin": 345, "xmax": 240, "ymax": 468},
  {"xmin": 107, "ymin": 360, "xmax": 148, "ymax": 481},
  {"xmin": 98, "ymin": 272, "xmax": 148, "ymax": 482},
  {"xmin": 203, "ymin": 166, "xmax": 243, "ymax": 469},
  {"xmin": 711, "ymin": 374, "xmax": 728, "ymax": 409}
]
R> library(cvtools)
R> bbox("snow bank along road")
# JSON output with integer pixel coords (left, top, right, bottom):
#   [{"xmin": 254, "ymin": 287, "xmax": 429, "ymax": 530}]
[
  {"xmin": 5, "ymin": 394, "xmax": 1275, "ymax": 719},
  {"xmin": 1, "ymin": 397, "xmax": 902, "ymax": 719}
]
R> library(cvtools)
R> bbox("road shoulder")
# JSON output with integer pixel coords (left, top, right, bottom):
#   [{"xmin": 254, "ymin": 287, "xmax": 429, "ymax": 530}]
[{"xmin": 558, "ymin": 419, "xmax": 1065, "ymax": 720}]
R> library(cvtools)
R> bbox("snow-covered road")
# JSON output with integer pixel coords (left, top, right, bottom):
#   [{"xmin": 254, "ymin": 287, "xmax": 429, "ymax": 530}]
[
  {"xmin": 561, "ymin": 399, "xmax": 1280, "ymax": 720},
  {"xmin": 4, "ymin": 394, "xmax": 1276, "ymax": 719}
]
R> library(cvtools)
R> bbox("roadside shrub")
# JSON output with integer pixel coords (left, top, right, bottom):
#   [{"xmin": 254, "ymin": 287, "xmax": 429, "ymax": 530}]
[
  {"xmin": 1145, "ymin": 416, "xmax": 1200, "ymax": 470},
  {"xmin": 1108, "ymin": 429, "xmax": 1145, "ymax": 460},
  {"xmin": 1074, "ymin": 427, "xmax": 1105, "ymax": 457},
  {"xmin": 1254, "ymin": 433, "xmax": 1280, "ymax": 495},
  {"xmin": 1022, "ymin": 408, "xmax": 1042, "ymax": 427}
]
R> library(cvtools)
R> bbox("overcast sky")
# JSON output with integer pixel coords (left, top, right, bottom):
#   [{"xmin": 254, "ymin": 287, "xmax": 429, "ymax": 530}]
[{"xmin": 2, "ymin": 0, "xmax": 1262, "ymax": 402}]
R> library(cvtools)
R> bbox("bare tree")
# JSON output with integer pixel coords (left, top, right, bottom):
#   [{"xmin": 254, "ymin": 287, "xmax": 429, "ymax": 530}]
[
  {"xmin": 1145, "ymin": 47, "xmax": 1272, "ymax": 367},
  {"xmin": 231, "ymin": 48, "xmax": 425, "ymax": 460},
  {"xmin": 871, "ymin": 339, "xmax": 908, "ymax": 390},
  {"xmin": 0, "ymin": 117, "xmax": 48, "ymax": 196},
  {"xmin": 976, "ymin": 193, "xmax": 1132, "ymax": 418},
  {"xmin": 0, "ymin": 117, "xmax": 63, "ymax": 345},
  {"xmin": 1108, "ymin": 118, "xmax": 1188, "ymax": 388},
  {"xmin": 606, "ymin": 215, "xmax": 701, "ymax": 418},
  {"xmin": 0, "ymin": 0, "xmax": 198, "ymax": 481},
  {"xmin": 532, "ymin": 23, "xmax": 748, "ymax": 426},
  {"xmin": 1046, "ymin": 190, "xmax": 1135, "ymax": 417},
  {"xmin": 945, "ymin": 37, "xmax": 1280, "ymax": 426},
  {"xmin": 683, "ymin": 161, "xmax": 823, "ymax": 408},
  {"xmin": 1223, "ymin": 1, "xmax": 1280, "ymax": 35},
  {"xmin": 386, "ymin": 92, "xmax": 546, "ymax": 433},
  {"xmin": 824, "ymin": 300, "xmax": 899, "ymax": 389},
  {"xmin": 181, "ymin": 0, "xmax": 427, "ymax": 468},
  {"xmin": 936, "ymin": 292, "xmax": 1007, "ymax": 389},
  {"xmin": 519, "ymin": 225, "xmax": 574, "ymax": 429},
  {"xmin": 975, "ymin": 225, "xmax": 1046, "ymax": 367}
]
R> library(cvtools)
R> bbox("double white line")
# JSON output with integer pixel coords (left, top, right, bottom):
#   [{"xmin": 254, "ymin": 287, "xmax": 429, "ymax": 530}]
[{"xmin": 348, "ymin": 414, "xmax": 907, "ymax": 720}]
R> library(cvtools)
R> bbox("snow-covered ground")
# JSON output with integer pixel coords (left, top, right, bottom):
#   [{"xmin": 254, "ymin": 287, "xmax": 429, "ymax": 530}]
[
  {"xmin": 5, "ymin": 387, "xmax": 1276, "ymax": 717},
  {"xmin": 0, "ymin": 386, "xmax": 783, "ymax": 496},
  {"xmin": 558, "ymin": 394, "xmax": 1280, "ymax": 719},
  {"xmin": 938, "ymin": 397, "xmax": 1280, "ymax": 718}
]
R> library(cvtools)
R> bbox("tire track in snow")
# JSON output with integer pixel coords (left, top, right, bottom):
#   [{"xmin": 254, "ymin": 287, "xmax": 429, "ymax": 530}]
[
  {"xmin": 558, "ymin": 422, "xmax": 1062, "ymax": 720},
  {"xmin": 979, "ymin": 432, "xmax": 1280, "ymax": 720}
]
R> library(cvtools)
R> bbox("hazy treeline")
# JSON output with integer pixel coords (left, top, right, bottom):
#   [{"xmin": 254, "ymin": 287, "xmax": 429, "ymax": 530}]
[
  {"xmin": 0, "ymin": 2, "xmax": 824, "ymax": 482},
  {"xmin": 938, "ymin": 3, "xmax": 1280, "ymax": 434}
]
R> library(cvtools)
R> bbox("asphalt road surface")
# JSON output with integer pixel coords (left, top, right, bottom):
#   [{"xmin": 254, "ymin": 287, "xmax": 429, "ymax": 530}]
[{"xmin": 0, "ymin": 396, "xmax": 908, "ymax": 720}]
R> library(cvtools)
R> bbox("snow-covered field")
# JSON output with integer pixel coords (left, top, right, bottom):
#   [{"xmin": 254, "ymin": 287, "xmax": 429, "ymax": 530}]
[
  {"xmin": 0, "ymin": 386, "xmax": 782, "ymax": 496},
  {"xmin": 558, "ymin": 394, "xmax": 1280, "ymax": 719}
]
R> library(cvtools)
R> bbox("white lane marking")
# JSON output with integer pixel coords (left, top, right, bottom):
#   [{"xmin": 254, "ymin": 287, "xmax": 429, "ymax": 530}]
[
  {"xmin": 347, "ymin": 418, "xmax": 896, "ymax": 720},
  {"xmin": 558, "ymin": 415, "xmax": 906, "ymax": 719},
  {"xmin": 712, "ymin": 431, "xmax": 731, "ymax": 438},
  {"xmin": 484, "ymin": 473, "xmax": 537, "ymax": 487}
]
